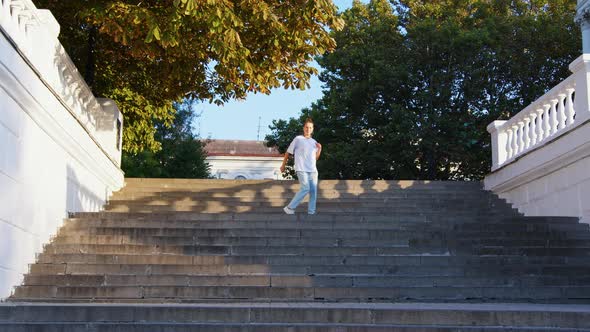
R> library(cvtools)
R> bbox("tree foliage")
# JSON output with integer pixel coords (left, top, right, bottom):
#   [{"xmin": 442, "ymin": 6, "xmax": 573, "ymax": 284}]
[
  {"xmin": 122, "ymin": 102, "xmax": 211, "ymax": 178},
  {"xmin": 267, "ymin": 0, "xmax": 580, "ymax": 180},
  {"xmin": 33, "ymin": 0, "xmax": 344, "ymax": 153}
]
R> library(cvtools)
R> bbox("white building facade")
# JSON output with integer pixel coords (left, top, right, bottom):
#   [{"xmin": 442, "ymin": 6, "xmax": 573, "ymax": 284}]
[{"xmin": 204, "ymin": 140, "xmax": 284, "ymax": 180}]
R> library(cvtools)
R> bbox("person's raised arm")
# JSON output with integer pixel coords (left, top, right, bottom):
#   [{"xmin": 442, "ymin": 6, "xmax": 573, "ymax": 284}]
[{"xmin": 280, "ymin": 152, "xmax": 290, "ymax": 173}]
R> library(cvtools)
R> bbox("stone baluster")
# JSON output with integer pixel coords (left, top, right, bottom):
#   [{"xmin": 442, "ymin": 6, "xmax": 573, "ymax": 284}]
[
  {"xmin": 537, "ymin": 108, "xmax": 549, "ymax": 142},
  {"xmin": 566, "ymin": 88, "xmax": 575, "ymax": 126},
  {"xmin": 524, "ymin": 117, "xmax": 532, "ymax": 150},
  {"xmin": 23, "ymin": 11, "xmax": 37, "ymax": 35},
  {"xmin": 517, "ymin": 120, "xmax": 526, "ymax": 154},
  {"xmin": 558, "ymin": 93, "xmax": 567, "ymax": 130},
  {"xmin": 529, "ymin": 112, "xmax": 538, "ymax": 146},
  {"xmin": 550, "ymin": 98, "xmax": 559, "ymax": 135},
  {"xmin": 17, "ymin": 7, "xmax": 31, "ymax": 32},
  {"xmin": 542, "ymin": 103, "xmax": 551, "ymax": 139},
  {"xmin": 9, "ymin": 0, "xmax": 24, "ymax": 37},
  {"xmin": 10, "ymin": 1, "xmax": 24, "ymax": 19},
  {"xmin": 506, "ymin": 128, "xmax": 514, "ymax": 159},
  {"xmin": 511, "ymin": 124, "xmax": 519, "ymax": 157}
]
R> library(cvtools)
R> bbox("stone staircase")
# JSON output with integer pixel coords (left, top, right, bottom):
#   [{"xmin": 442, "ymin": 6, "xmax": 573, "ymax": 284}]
[{"xmin": 3, "ymin": 178, "xmax": 590, "ymax": 331}]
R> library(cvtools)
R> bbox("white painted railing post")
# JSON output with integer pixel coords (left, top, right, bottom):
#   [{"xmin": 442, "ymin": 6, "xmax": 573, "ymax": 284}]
[
  {"xmin": 569, "ymin": 55, "xmax": 590, "ymax": 124},
  {"xmin": 487, "ymin": 121, "xmax": 508, "ymax": 170}
]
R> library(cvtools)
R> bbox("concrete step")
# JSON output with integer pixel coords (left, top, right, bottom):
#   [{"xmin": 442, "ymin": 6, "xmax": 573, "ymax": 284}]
[
  {"xmin": 56, "ymin": 227, "xmax": 444, "ymax": 240},
  {"xmin": 31, "ymin": 253, "xmax": 590, "ymax": 276},
  {"xmin": 34, "ymin": 253, "xmax": 590, "ymax": 267},
  {"xmin": 26, "ymin": 261, "xmax": 590, "ymax": 278},
  {"xmin": 103, "ymin": 205, "xmax": 516, "ymax": 214},
  {"xmin": 21, "ymin": 273, "xmax": 590, "ymax": 288},
  {"xmin": 49, "ymin": 234, "xmax": 590, "ymax": 250},
  {"xmin": 46, "ymin": 243, "xmax": 479, "ymax": 257},
  {"xmin": 5, "ymin": 323, "xmax": 587, "ymax": 332},
  {"xmin": 56, "ymin": 229, "xmax": 590, "ymax": 245},
  {"xmin": 105, "ymin": 199, "xmax": 506, "ymax": 210},
  {"xmin": 473, "ymin": 247, "xmax": 590, "ymax": 256},
  {"xmin": 39, "ymin": 243, "xmax": 590, "ymax": 259},
  {"xmin": 50, "ymin": 234, "xmax": 413, "ymax": 247},
  {"xmin": 109, "ymin": 193, "xmax": 505, "ymax": 205},
  {"xmin": 11, "ymin": 284, "xmax": 590, "ymax": 302},
  {"xmin": 70, "ymin": 212, "xmax": 581, "ymax": 226},
  {"xmin": 1, "ymin": 323, "xmax": 585, "ymax": 330},
  {"xmin": 109, "ymin": 192, "xmax": 506, "ymax": 201},
  {"xmin": 2, "ymin": 302, "xmax": 589, "ymax": 330},
  {"xmin": 120, "ymin": 178, "xmax": 485, "ymax": 189}
]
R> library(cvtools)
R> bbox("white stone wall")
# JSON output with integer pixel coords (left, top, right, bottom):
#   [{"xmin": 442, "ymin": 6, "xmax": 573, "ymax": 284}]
[
  {"xmin": 0, "ymin": 2, "xmax": 124, "ymax": 298},
  {"xmin": 485, "ymin": 121, "xmax": 590, "ymax": 224},
  {"xmin": 207, "ymin": 156, "xmax": 284, "ymax": 180}
]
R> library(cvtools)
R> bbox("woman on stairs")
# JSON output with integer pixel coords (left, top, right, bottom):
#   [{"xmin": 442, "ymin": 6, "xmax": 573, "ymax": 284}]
[{"xmin": 280, "ymin": 117, "xmax": 322, "ymax": 215}]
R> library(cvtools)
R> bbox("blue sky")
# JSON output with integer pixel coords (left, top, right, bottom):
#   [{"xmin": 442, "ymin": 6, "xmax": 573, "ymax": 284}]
[{"xmin": 195, "ymin": 0, "xmax": 357, "ymax": 141}]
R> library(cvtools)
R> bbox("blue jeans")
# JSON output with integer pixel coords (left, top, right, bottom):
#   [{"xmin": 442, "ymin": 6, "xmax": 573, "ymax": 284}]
[{"xmin": 287, "ymin": 171, "xmax": 318, "ymax": 214}]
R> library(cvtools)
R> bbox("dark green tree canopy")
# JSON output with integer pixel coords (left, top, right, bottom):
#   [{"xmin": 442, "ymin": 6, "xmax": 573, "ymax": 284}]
[
  {"xmin": 34, "ymin": 0, "xmax": 344, "ymax": 153},
  {"xmin": 122, "ymin": 101, "xmax": 211, "ymax": 178},
  {"xmin": 267, "ymin": 0, "xmax": 580, "ymax": 180}
]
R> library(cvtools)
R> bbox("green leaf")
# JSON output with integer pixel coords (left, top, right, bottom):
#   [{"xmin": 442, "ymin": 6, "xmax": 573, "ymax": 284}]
[{"xmin": 152, "ymin": 26, "xmax": 161, "ymax": 41}]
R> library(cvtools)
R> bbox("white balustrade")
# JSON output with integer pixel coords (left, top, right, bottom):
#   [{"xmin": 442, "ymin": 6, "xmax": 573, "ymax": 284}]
[
  {"xmin": 488, "ymin": 54, "xmax": 590, "ymax": 170},
  {"xmin": 0, "ymin": 0, "xmax": 123, "ymax": 160},
  {"xmin": 488, "ymin": 74, "xmax": 580, "ymax": 170}
]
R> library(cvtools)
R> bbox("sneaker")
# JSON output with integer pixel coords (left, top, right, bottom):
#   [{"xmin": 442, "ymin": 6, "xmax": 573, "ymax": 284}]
[{"xmin": 283, "ymin": 206, "xmax": 295, "ymax": 215}]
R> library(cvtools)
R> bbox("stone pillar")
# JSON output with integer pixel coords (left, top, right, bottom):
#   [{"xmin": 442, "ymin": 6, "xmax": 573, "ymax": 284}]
[
  {"xmin": 487, "ymin": 120, "xmax": 508, "ymax": 171},
  {"xmin": 576, "ymin": 0, "xmax": 590, "ymax": 54},
  {"xmin": 569, "ymin": 54, "xmax": 590, "ymax": 124}
]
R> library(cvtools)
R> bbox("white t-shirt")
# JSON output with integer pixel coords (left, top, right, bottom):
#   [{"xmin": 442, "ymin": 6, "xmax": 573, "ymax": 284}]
[{"xmin": 286, "ymin": 135, "xmax": 318, "ymax": 172}]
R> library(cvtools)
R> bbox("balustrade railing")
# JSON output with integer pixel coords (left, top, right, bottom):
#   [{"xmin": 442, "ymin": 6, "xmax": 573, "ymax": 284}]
[
  {"xmin": 488, "ymin": 55, "xmax": 590, "ymax": 171},
  {"xmin": 1, "ymin": 0, "xmax": 123, "ymax": 159}
]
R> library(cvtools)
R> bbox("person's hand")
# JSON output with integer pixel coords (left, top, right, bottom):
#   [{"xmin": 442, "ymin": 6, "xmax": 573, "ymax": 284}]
[
  {"xmin": 280, "ymin": 164, "xmax": 285, "ymax": 173},
  {"xmin": 316, "ymin": 142, "xmax": 322, "ymax": 150}
]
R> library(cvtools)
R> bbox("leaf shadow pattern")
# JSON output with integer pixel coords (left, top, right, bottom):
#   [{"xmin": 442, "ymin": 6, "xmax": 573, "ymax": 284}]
[{"xmin": 11, "ymin": 179, "xmax": 590, "ymax": 303}]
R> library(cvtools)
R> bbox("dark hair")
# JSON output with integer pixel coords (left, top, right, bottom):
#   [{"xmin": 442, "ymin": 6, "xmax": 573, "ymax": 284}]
[{"xmin": 303, "ymin": 117, "xmax": 313, "ymax": 125}]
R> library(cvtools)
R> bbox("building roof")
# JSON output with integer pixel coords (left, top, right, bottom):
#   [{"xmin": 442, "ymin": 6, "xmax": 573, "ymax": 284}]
[{"xmin": 203, "ymin": 140, "xmax": 282, "ymax": 157}]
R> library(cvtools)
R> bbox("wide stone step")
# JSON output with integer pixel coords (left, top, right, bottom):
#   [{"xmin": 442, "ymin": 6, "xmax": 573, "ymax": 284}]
[
  {"xmin": 50, "ymin": 235, "xmax": 412, "ymax": 247},
  {"xmin": 103, "ymin": 204, "xmax": 515, "ymax": 214},
  {"xmin": 25, "ymin": 263, "xmax": 466, "ymax": 277},
  {"xmin": 45, "ymin": 243, "xmax": 471, "ymax": 257},
  {"xmin": 11, "ymin": 323, "xmax": 584, "ymax": 332},
  {"xmin": 70, "ymin": 212, "xmax": 579, "ymax": 225},
  {"xmin": 58, "ymin": 226, "xmax": 590, "ymax": 243},
  {"xmin": 109, "ymin": 192, "xmax": 505, "ymax": 201},
  {"xmin": 56, "ymin": 227, "xmax": 442, "ymax": 239},
  {"xmin": 27, "ymin": 261, "xmax": 590, "ymax": 278},
  {"xmin": 121, "ymin": 178, "xmax": 485, "ymax": 189},
  {"xmin": 474, "ymin": 247, "xmax": 590, "ymax": 256},
  {"xmin": 41, "ymin": 240, "xmax": 590, "ymax": 257},
  {"xmin": 49, "ymin": 234, "xmax": 590, "ymax": 250},
  {"xmin": 2, "ymin": 302, "xmax": 589, "ymax": 330},
  {"xmin": 21, "ymin": 273, "xmax": 590, "ymax": 288},
  {"xmin": 105, "ymin": 199, "xmax": 504, "ymax": 210},
  {"xmin": 46, "ymin": 231, "xmax": 590, "ymax": 248},
  {"xmin": 10, "ymin": 284, "xmax": 590, "ymax": 302},
  {"xmin": 34, "ymin": 253, "xmax": 590, "ymax": 266},
  {"xmin": 455, "ymin": 238, "xmax": 590, "ymax": 247},
  {"xmin": 7, "ymin": 323, "xmax": 587, "ymax": 332}
]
